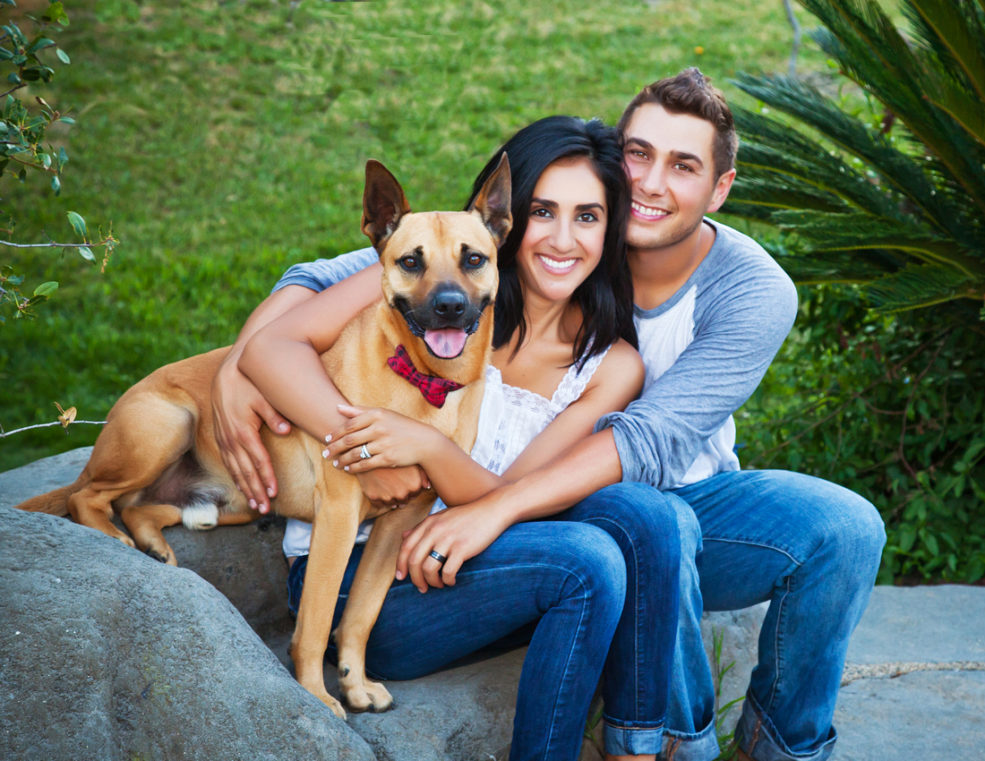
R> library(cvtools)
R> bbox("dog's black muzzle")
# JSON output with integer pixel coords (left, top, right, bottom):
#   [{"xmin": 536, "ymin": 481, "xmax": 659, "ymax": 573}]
[{"xmin": 393, "ymin": 283, "xmax": 490, "ymax": 337}]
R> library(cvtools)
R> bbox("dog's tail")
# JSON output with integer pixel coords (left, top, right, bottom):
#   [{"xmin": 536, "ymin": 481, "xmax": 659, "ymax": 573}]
[{"xmin": 15, "ymin": 478, "xmax": 84, "ymax": 516}]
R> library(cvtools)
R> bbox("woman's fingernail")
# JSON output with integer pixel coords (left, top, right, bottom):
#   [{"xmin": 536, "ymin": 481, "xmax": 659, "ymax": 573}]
[
  {"xmin": 267, "ymin": 487, "xmax": 275, "ymax": 498},
  {"xmin": 249, "ymin": 499, "xmax": 257, "ymax": 509},
  {"xmin": 322, "ymin": 449, "xmax": 330, "ymax": 459},
  {"xmin": 333, "ymin": 459, "xmax": 339, "ymax": 468},
  {"xmin": 324, "ymin": 434, "xmax": 332, "ymax": 443}
]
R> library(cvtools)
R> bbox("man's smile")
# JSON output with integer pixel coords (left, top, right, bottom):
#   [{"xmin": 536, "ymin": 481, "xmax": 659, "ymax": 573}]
[{"xmin": 631, "ymin": 201, "xmax": 670, "ymax": 220}]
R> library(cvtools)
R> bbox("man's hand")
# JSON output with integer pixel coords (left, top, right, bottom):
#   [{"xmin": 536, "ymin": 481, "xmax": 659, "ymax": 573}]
[
  {"xmin": 395, "ymin": 501, "xmax": 509, "ymax": 593},
  {"xmin": 212, "ymin": 355, "xmax": 291, "ymax": 513}
]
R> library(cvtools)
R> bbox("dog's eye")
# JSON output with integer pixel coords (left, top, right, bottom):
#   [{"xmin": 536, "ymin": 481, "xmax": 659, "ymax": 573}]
[
  {"xmin": 399, "ymin": 255, "xmax": 422, "ymax": 272},
  {"xmin": 463, "ymin": 252, "xmax": 487, "ymax": 270}
]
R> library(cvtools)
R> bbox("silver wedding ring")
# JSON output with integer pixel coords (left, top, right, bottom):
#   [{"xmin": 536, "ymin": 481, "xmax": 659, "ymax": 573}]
[
  {"xmin": 359, "ymin": 444, "xmax": 372, "ymax": 460},
  {"xmin": 428, "ymin": 550, "xmax": 447, "ymax": 565}
]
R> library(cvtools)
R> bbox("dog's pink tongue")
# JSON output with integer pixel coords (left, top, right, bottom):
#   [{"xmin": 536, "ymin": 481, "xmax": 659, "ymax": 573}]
[{"xmin": 424, "ymin": 329, "xmax": 468, "ymax": 359}]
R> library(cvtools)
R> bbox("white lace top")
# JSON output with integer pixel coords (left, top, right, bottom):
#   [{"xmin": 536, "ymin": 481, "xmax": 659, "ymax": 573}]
[{"xmin": 282, "ymin": 346, "xmax": 610, "ymax": 555}]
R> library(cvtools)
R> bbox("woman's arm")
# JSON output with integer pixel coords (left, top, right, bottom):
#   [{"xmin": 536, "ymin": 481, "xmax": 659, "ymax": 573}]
[
  {"xmin": 388, "ymin": 341, "xmax": 644, "ymax": 592},
  {"xmin": 326, "ymin": 340, "xmax": 644, "ymax": 509},
  {"xmin": 239, "ymin": 264, "xmax": 382, "ymax": 439},
  {"xmin": 239, "ymin": 264, "xmax": 432, "ymax": 507}
]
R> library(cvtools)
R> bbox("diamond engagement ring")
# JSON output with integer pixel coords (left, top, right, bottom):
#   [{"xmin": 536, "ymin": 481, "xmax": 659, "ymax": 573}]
[{"xmin": 359, "ymin": 444, "xmax": 372, "ymax": 460}]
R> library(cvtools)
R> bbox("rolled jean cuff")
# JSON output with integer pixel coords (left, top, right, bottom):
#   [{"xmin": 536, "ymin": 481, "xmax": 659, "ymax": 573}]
[
  {"xmin": 603, "ymin": 715, "xmax": 665, "ymax": 756},
  {"xmin": 661, "ymin": 715, "xmax": 720, "ymax": 761},
  {"xmin": 737, "ymin": 690, "xmax": 837, "ymax": 761}
]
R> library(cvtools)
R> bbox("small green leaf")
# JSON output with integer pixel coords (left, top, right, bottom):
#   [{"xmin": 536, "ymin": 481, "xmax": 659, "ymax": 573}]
[
  {"xmin": 56, "ymin": 48, "xmax": 70, "ymax": 65},
  {"xmin": 78, "ymin": 246, "xmax": 94, "ymax": 262},
  {"xmin": 51, "ymin": 175, "xmax": 60, "ymax": 194},
  {"xmin": 66, "ymin": 211, "xmax": 87, "ymax": 237},
  {"xmin": 27, "ymin": 38, "xmax": 56, "ymax": 54},
  {"xmin": 33, "ymin": 281, "xmax": 58, "ymax": 297}
]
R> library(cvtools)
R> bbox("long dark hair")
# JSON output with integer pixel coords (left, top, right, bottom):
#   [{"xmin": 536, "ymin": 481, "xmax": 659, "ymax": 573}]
[{"xmin": 465, "ymin": 116, "xmax": 636, "ymax": 369}]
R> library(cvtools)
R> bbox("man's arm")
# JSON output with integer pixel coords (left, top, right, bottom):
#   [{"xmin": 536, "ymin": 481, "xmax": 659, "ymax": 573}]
[
  {"xmin": 212, "ymin": 248, "xmax": 379, "ymax": 510},
  {"xmin": 598, "ymin": 256, "xmax": 797, "ymax": 489}
]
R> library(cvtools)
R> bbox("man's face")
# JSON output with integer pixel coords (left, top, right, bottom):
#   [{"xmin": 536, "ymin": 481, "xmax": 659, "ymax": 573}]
[{"xmin": 621, "ymin": 103, "xmax": 734, "ymax": 253}]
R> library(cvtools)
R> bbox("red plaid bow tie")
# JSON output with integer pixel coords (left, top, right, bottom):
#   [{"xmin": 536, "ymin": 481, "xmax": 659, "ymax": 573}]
[{"xmin": 387, "ymin": 344, "xmax": 464, "ymax": 408}]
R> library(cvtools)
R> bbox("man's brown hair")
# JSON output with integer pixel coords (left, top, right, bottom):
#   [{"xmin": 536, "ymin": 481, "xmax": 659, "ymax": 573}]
[{"xmin": 617, "ymin": 67, "xmax": 738, "ymax": 178}]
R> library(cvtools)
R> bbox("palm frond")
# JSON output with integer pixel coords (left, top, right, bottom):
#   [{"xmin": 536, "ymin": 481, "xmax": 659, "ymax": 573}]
[
  {"xmin": 732, "ymin": 105, "xmax": 900, "ymax": 216},
  {"xmin": 801, "ymin": 0, "xmax": 985, "ymax": 212},
  {"xmin": 905, "ymin": 0, "xmax": 985, "ymax": 105},
  {"xmin": 732, "ymin": 73, "xmax": 965, "ymax": 226},
  {"xmin": 768, "ymin": 209, "xmax": 982, "ymax": 276},
  {"xmin": 865, "ymin": 263, "xmax": 979, "ymax": 312}
]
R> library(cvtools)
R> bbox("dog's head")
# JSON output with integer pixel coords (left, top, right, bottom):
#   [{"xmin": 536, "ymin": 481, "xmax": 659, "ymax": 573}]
[{"xmin": 361, "ymin": 156, "xmax": 511, "ymax": 379}]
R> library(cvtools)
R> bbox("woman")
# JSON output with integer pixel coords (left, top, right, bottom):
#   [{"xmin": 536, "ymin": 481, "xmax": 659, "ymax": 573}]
[{"xmin": 240, "ymin": 117, "xmax": 679, "ymax": 761}]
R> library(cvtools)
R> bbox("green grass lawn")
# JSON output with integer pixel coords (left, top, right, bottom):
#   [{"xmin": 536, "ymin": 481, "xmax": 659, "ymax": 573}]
[{"xmin": 0, "ymin": 0, "xmax": 831, "ymax": 470}]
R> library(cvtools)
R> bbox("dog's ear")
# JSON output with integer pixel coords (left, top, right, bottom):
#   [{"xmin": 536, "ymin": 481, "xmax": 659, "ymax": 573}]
[
  {"xmin": 362, "ymin": 160, "xmax": 412, "ymax": 253},
  {"xmin": 468, "ymin": 153, "xmax": 512, "ymax": 248}
]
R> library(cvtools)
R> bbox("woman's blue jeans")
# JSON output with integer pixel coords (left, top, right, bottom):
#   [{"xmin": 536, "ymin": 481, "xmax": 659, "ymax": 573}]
[
  {"xmin": 660, "ymin": 469, "xmax": 887, "ymax": 761},
  {"xmin": 286, "ymin": 483, "xmax": 680, "ymax": 761}
]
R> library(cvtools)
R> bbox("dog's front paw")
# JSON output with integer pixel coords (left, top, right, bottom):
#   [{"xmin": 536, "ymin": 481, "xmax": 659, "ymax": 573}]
[
  {"xmin": 341, "ymin": 677, "xmax": 394, "ymax": 714},
  {"xmin": 308, "ymin": 686, "xmax": 348, "ymax": 720}
]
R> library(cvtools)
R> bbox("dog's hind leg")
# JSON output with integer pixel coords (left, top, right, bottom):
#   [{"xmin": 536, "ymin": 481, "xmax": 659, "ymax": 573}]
[
  {"xmin": 291, "ymin": 482, "xmax": 362, "ymax": 719},
  {"xmin": 69, "ymin": 392, "xmax": 196, "ymax": 555},
  {"xmin": 120, "ymin": 503, "xmax": 184, "ymax": 565},
  {"xmin": 334, "ymin": 503, "xmax": 431, "ymax": 713}
]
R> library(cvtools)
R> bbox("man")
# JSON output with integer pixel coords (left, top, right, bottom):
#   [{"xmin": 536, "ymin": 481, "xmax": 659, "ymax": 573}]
[{"xmin": 213, "ymin": 69, "xmax": 885, "ymax": 761}]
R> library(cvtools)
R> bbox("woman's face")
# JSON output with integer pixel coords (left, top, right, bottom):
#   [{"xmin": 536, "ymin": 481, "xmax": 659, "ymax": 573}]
[{"xmin": 515, "ymin": 156, "xmax": 607, "ymax": 306}]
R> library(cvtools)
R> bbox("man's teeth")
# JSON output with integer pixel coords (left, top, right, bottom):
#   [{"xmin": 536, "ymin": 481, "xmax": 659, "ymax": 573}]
[
  {"xmin": 538, "ymin": 256, "xmax": 577, "ymax": 273},
  {"xmin": 632, "ymin": 202, "xmax": 669, "ymax": 219}
]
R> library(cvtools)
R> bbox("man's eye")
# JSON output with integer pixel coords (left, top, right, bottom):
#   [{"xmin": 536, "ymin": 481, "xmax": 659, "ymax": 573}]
[{"xmin": 399, "ymin": 255, "xmax": 422, "ymax": 272}]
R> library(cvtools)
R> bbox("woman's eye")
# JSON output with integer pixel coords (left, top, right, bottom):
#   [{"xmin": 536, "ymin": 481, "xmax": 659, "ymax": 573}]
[
  {"xmin": 577, "ymin": 212, "xmax": 599, "ymax": 223},
  {"xmin": 530, "ymin": 206, "xmax": 552, "ymax": 218}
]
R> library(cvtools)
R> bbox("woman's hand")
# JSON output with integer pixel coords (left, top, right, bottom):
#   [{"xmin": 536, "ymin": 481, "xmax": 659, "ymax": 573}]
[
  {"xmin": 324, "ymin": 404, "xmax": 440, "ymax": 473},
  {"xmin": 395, "ymin": 500, "xmax": 511, "ymax": 593},
  {"xmin": 353, "ymin": 466, "xmax": 430, "ymax": 508}
]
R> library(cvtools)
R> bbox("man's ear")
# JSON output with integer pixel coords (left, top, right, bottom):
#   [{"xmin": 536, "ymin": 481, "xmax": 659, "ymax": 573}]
[
  {"xmin": 361, "ymin": 159, "xmax": 412, "ymax": 253},
  {"xmin": 707, "ymin": 168, "xmax": 736, "ymax": 214}
]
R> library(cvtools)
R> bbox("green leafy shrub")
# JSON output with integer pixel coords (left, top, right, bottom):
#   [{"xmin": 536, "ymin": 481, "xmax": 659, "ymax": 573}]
[
  {"xmin": 725, "ymin": 0, "xmax": 985, "ymax": 582},
  {"xmin": 0, "ymin": 0, "xmax": 115, "ymax": 323},
  {"xmin": 740, "ymin": 287, "xmax": 985, "ymax": 583}
]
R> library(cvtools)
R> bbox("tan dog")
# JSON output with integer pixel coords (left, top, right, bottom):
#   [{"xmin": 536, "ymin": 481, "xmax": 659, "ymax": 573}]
[{"xmin": 16, "ymin": 156, "xmax": 512, "ymax": 719}]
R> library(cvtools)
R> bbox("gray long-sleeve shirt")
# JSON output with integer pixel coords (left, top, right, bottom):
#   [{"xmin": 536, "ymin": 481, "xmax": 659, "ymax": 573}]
[{"xmin": 272, "ymin": 219, "xmax": 797, "ymax": 490}]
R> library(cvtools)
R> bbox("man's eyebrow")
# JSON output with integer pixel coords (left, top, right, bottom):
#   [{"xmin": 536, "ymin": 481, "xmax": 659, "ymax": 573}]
[
  {"xmin": 624, "ymin": 137, "xmax": 653, "ymax": 152},
  {"xmin": 671, "ymin": 150, "xmax": 704, "ymax": 168},
  {"xmin": 625, "ymin": 137, "xmax": 706, "ymax": 169}
]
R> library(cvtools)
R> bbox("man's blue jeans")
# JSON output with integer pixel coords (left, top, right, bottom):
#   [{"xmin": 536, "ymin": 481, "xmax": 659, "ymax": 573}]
[
  {"xmin": 287, "ymin": 483, "xmax": 680, "ymax": 761},
  {"xmin": 660, "ymin": 469, "xmax": 887, "ymax": 761}
]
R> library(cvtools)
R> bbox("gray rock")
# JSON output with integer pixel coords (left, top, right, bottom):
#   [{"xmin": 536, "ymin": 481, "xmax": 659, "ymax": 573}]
[
  {"xmin": 847, "ymin": 585, "xmax": 985, "ymax": 665},
  {"xmin": 1, "ymin": 448, "xmax": 772, "ymax": 760},
  {"xmin": 834, "ymin": 670, "xmax": 985, "ymax": 761},
  {"xmin": 0, "ymin": 506, "xmax": 375, "ymax": 761}
]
